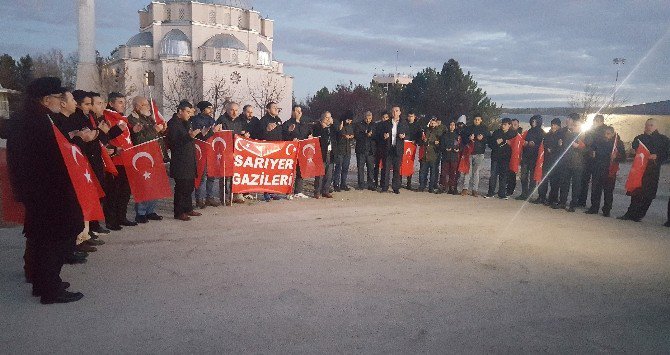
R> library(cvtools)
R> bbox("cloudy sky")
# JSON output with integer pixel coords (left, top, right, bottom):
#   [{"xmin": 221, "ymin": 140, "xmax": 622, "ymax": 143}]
[{"xmin": 1, "ymin": 0, "xmax": 669, "ymax": 108}]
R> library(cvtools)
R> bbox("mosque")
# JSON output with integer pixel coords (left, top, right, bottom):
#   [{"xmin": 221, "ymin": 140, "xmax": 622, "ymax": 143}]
[{"xmin": 101, "ymin": 0, "xmax": 293, "ymax": 117}]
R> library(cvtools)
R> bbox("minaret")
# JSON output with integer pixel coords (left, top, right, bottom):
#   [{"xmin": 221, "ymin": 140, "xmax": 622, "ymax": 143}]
[{"xmin": 75, "ymin": 0, "xmax": 101, "ymax": 91}]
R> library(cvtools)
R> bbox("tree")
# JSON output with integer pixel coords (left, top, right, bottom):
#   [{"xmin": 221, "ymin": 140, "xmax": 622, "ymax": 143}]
[
  {"xmin": 163, "ymin": 69, "xmax": 202, "ymax": 111},
  {"xmin": 0, "ymin": 54, "xmax": 18, "ymax": 90},
  {"xmin": 203, "ymin": 75, "xmax": 238, "ymax": 117},
  {"xmin": 569, "ymin": 84, "xmax": 627, "ymax": 120},
  {"xmin": 303, "ymin": 82, "xmax": 386, "ymax": 123},
  {"xmin": 247, "ymin": 75, "xmax": 286, "ymax": 115}
]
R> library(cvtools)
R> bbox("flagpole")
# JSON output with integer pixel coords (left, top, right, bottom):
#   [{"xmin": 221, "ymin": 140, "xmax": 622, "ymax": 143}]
[{"xmin": 224, "ymin": 160, "xmax": 227, "ymax": 207}]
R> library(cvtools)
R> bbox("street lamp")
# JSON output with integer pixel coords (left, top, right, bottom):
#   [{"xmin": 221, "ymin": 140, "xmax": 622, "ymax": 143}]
[{"xmin": 613, "ymin": 57, "xmax": 626, "ymax": 84}]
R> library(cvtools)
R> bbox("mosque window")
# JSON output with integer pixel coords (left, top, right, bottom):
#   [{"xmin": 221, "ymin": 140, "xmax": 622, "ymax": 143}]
[
  {"xmin": 179, "ymin": 8, "xmax": 185, "ymax": 20},
  {"xmin": 209, "ymin": 11, "xmax": 216, "ymax": 25},
  {"xmin": 166, "ymin": 8, "xmax": 171, "ymax": 21}
]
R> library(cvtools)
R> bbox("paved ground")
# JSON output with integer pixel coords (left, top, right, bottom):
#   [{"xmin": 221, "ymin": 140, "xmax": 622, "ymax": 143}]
[{"xmin": 1, "ymin": 167, "xmax": 669, "ymax": 353}]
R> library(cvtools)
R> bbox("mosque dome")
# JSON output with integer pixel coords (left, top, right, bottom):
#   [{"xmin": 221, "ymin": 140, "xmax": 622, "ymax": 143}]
[
  {"xmin": 202, "ymin": 34, "xmax": 246, "ymax": 50},
  {"xmin": 160, "ymin": 29, "xmax": 191, "ymax": 57},
  {"xmin": 126, "ymin": 32, "xmax": 153, "ymax": 47}
]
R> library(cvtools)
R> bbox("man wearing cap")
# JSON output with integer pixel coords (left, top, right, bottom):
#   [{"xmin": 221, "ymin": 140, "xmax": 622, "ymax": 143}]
[
  {"xmin": 191, "ymin": 101, "xmax": 220, "ymax": 208},
  {"xmin": 127, "ymin": 96, "xmax": 166, "ymax": 223},
  {"xmin": 7, "ymin": 77, "xmax": 85, "ymax": 304}
]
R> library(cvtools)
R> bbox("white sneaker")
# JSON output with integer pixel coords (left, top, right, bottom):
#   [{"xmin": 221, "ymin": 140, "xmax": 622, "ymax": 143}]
[
  {"xmin": 287, "ymin": 194, "xmax": 295, "ymax": 200},
  {"xmin": 295, "ymin": 193, "xmax": 310, "ymax": 199},
  {"xmin": 243, "ymin": 194, "xmax": 256, "ymax": 200}
]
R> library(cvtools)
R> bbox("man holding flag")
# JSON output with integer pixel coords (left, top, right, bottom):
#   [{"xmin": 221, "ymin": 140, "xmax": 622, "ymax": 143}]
[
  {"xmin": 485, "ymin": 118, "xmax": 514, "ymax": 199},
  {"xmin": 553, "ymin": 113, "xmax": 585, "ymax": 212},
  {"xmin": 618, "ymin": 119, "xmax": 669, "ymax": 222},
  {"xmin": 7, "ymin": 77, "xmax": 86, "ymax": 304},
  {"xmin": 127, "ymin": 96, "xmax": 166, "ymax": 223},
  {"xmin": 191, "ymin": 101, "xmax": 220, "ymax": 208},
  {"xmin": 585, "ymin": 126, "xmax": 626, "ymax": 217}
]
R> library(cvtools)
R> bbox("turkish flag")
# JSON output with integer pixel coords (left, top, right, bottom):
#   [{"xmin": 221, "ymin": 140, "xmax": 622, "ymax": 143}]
[
  {"xmin": 51, "ymin": 123, "xmax": 104, "ymax": 221},
  {"xmin": 400, "ymin": 140, "xmax": 417, "ymax": 177},
  {"xmin": 508, "ymin": 133, "xmax": 524, "ymax": 173},
  {"xmin": 297, "ymin": 137, "xmax": 324, "ymax": 178},
  {"xmin": 207, "ymin": 130, "xmax": 234, "ymax": 178},
  {"xmin": 103, "ymin": 109, "xmax": 133, "ymax": 165},
  {"xmin": 232, "ymin": 136, "xmax": 298, "ymax": 194},
  {"xmin": 121, "ymin": 139, "xmax": 171, "ymax": 203},
  {"xmin": 100, "ymin": 143, "xmax": 118, "ymax": 176},
  {"xmin": 0, "ymin": 148, "xmax": 25, "ymax": 224},
  {"xmin": 458, "ymin": 142, "xmax": 474, "ymax": 174},
  {"xmin": 534, "ymin": 141, "xmax": 545, "ymax": 183},
  {"xmin": 625, "ymin": 142, "xmax": 651, "ymax": 193},
  {"xmin": 609, "ymin": 134, "xmax": 620, "ymax": 178},
  {"xmin": 151, "ymin": 99, "xmax": 166, "ymax": 125},
  {"xmin": 194, "ymin": 138, "xmax": 210, "ymax": 187}
]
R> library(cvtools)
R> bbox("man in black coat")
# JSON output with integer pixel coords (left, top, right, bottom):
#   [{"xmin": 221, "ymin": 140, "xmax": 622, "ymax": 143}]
[
  {"xmin": 516, "ymin": 115, "xmax": 544, "ymax": 200},
  {"xmin": 404, "ymin": 112, "xmax": 421, "ymax": 190},
  {"xmin": 167, "ymin": 100, "xmax": 203, "ymax": 221},
  {"xmin": 377, "ymin": 106, "xmax": 409, "ymax": 194},
  {"xmin": 585, "ymin": 126, "xmax": 626, "ymax": 217},
  {"xmin": 283, "ymin": 105, "xmax": 312, "ymax": 198},
  {"xmin": 372, "ymin": 111, "xmax": 390, "ymax": 188},
  {"xmin": 216, "ymin": 102, "xmax": 244, "ymax": 205},
  {"xmin": 618, "ymin": 118, "xmax": 670, "ymax": 222},
  {"xmin": 485, "ymin": 118, "xmax": 515, "ymax": 199},
  {"xmin": 533, "ymin": 118, "xmax": 562, "ymax": 205},
  {"xmin": 553, "ymin": 113, "xmax": 586, "ymax": 212},
  {"xmin": 459, "ymin": 115, "xmax": 489, "ymax": 196},
  {"xmin": 578, "ymin": 114, "xmax": 607, "ymax": 207},
  {"xmin": 354, "ymin": 111, "xmax": 376, "ymax": 190},
  {"xmin": 259, "ymin": 101, "xmax": 283, "ymax": 142},
  {"xmin": 312, "ymin": 111, "xmax": 336, "ymax": 199},
  {"xmin": 241, "ymin": 104, "xmax": 261, "ymax": 140},
  {"xmin": 7, "ymin": 77, "xmax": 85, "ymax": 304},
  {"xmin": 333, "ymin": 111, "xmax": 354, "ymax": 192}
]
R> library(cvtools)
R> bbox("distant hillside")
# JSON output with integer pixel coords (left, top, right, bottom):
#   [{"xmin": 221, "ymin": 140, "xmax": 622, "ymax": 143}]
[{"xmin": 503, "ymin": 100, "xmax": 670, "ymax": 116}]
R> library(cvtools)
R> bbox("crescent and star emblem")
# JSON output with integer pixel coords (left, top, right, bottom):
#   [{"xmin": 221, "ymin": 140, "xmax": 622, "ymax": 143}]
[
  {"xmin": 302, "ymin": 143, "xmax": 316, "ymax": 163},
  {"xmin": 195, "ymin": 144, "xmax": 203, "ymax": 160},
  {"xmin": 132, "ymin": 152, "xmax": 155, "ymax": 180},
  {"xmin": 71, "ymin": 145, "xmax": 84, "ymax": 165},
  {"xmin": 285, "ymin": 144, "xmax": 297, "ymax": 156}
]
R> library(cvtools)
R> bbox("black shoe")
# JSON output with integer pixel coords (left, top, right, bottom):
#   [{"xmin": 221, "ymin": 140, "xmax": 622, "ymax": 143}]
[
  {"xmin": 341, "ymin": 186, "xmax": 351, "ymax": 191},
  {"xmin": 135, "ymin": 215, "xmax": 149, "ymax": 224},
  {"xmin": 355, "ymin": 186, "xmax": 365, "ymax": 190},
  {"xmin": 85, "ymin": 238, "xmax": 105, "ymax": 246},
  {"xmin": 418, "ymin": 188, "xmax": 425, "ymax": 192},
  {"xmin": 121, "ymin": 220, "xmax": 138, "ymax": 227},
  {"xmin": 32, "ymin": 282, "xmax": 70, "ymax": 297},
  {"xmin": 41, "ymin": 290, "xmax": 84, "ymax": 305},
  {"xmin": 551, "ymin": 203, "xmax": 565, "ymax": 210},
  {"xmin": 584, "ymin": 209, "xmax": 598, "ymax": 215},
  {"xmin": 567, "ymin": 206, "xmax": 576, "ymax": 212},
  {"xmin": 379, "ymin": 189, "xmax": 388, "ymax": 193},
  {"xmin": 65, "ymin": 253, "xmax": 87, "ymax": 265},
  {"xmin": 499, "ymin": 196, "xmax": 509, "ymax": 200},
  {"xmin": 90, "ymin": 226, "xmax": 110, "ymax": 235},
  {"xmin": 367, "ymin": 187, "xmax": 376, "ymax": 191},
  {"xmin": 106, "ymin": 224, "xmax": 122, "ymax": 231},
  {"xmin": 88, "ymin": 231, "xmax": 99, "ymax": 240},
  {"xmin": 484, "ymin": 194, "xmax": 494, "ymax": 199},
  {"xmin": 602, "ymin": 211, "xmax": 610, "ymax": 217},
  {"xmin": 664, "ymin": 221, "xmax": 670, "ymax": 227},
  {"xmin": 146, "ymin": 213, "xmax": 163, "ymax": 221},
  {"xmin": 531, "ymin": 198, "xmax": 545, "ymax": 204},
  {"xmin": 333, "ymin": 187, "xmax": 341, "ymax": 192},
  {"xmin": 515, "ymin": 195, "xmax": 528, "ymax": 201},
  {"xmin": 617, "ymin": 215, "xmax": 632, "ymax": 221},
  {"xmin": 393, "ymin": 189, "xmax": 400, "ymax": 194}
]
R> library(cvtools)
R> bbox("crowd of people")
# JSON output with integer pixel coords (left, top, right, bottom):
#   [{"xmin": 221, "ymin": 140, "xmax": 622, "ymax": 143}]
[{"xmin": 1, "ymin": 76, "xmax": 669, "ymax": 304}]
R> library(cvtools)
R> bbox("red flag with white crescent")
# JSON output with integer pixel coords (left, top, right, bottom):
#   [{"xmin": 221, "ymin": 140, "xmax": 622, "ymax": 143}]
[
  {"xmin": 151, "ymin": 99, "xmax": 166, "ymax": 126},
  {"xmin": 508, "ymin": 133, "xmax": 524, "ymax": 173},
  {"xmin": 400, "ymin": 140, "xmax": 417, "ymax": 177},
  {"xmin": 232, "ymin": 135, "xmax": 298, "ymax": 194},
  {"xmin": 103, "ymin": 109, "xmax": 133, "ymax": 165},
  {"xmin": 297, "ymin": 137, "xmax": 324, "ymax": 178},
  {"xmin": 51, "ymin": 123, "xmax": 104, "ymax": 221},
  {"xmin": 0, "ymin": 148, "xmax": 25, "ymax": 224},
  {"xmin": 194, "ymin": 138, "xmax": 210, "ymax": 187},
  {"xmin": 533, "ymin": 141, "xmax": 545, "ymax": 183},
  {"xmin": 121, "ymin": 139, "xmax": 171, "ymax": 203},
  {"xmin": 609, "ymin": 134, "xmax": 620, "ymax": 178},
  {"xmin": 207, "ymin": 130, "xmax": 234, "ymax": 178},
  {"xmin": 100, "ymin": 143, "xmax": 118, "ymax": 176},
  {"xmin": 625, "ymin": 141, "xmax": 651, "ymax": 194},
  {"xmin": 458, "ymin": 141, "xmax": 474, "ymax": 174}
]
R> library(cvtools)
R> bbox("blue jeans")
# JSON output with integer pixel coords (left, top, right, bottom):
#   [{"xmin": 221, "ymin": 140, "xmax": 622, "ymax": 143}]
[
  {"xmin": 195, "ymin": 169, "xmax": 217, "ymax": 201},
  {"xmin": 135, "ymin": 200, "xmax": 157, "ymax": 217},
  {"xmin": 419, "ymin": 160, "xmax": 439, "ymax": 190},
  {"xmin": 333, "ymin": 153, "xmax": 351, "ymax": 189}
]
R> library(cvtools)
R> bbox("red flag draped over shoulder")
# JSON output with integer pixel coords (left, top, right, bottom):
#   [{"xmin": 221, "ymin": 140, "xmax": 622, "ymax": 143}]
[
  {"xmin": 508, "ymin": 133, "xmax": 524, "ymax": 173},
  {"xmin": 121, "ymin": 139, "xmax": 171, "ymax": 203},
  {"xmin": 232, "ymin": 135, "xmax": 298, "ymax": 194},
  {"xmin": 151, "ymin": 99, "xmax": 166, "ymax": 125},
  {"xmin": 51, "ymin": 123, "xmax": 104, "ymax": 221},
  {"xmin": 207, "ymin": 130, "xmax": 234, "ymax": 178},
  {"xmin": 625, "ymin": 141, "xmax": 651, "ymax": 194},
  {"xmin": 297, "ymin": 137, "xmax": 324, "ymax": 178},
  {"xmin": 533, "ymin": 141, "xmax": 545, "ymax": 183},
  {"xmin": 194, "ymin": 138, "xmax": 210, "ymax": 187},
  {"xmin": 458, "ymin": 141, "xmax": 474, "ymax": 174},
  {"xmin": 0, "ymin": 148, "xmax": 25, "ymax": 224},
  {"xmin": 103, "ymin": 109, "xmax": 132, "ymax": 165},
  {"xmin": 400, "ymin": 140, "xmax": 417, "ymax": 177}
]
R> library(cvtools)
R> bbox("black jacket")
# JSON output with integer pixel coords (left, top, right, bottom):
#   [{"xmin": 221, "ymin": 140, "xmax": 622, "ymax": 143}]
[
  {"xmin": 542, "ymin": 129, "xmax": 562, "ymax": 163},
  {"xmin": 461, "ymin": 124, "xmax": 490, "ymax": 154},
  {"xmin": 335, "ymin": 121, "xmax": 354, "ymax": 156},
  {"xmin": 488, "ymin": 129, "xmax": 515, "ymax": 162},
  {"xmin": 354, "ymin": 121, "xmax": 375, "ymax": 155},
  {"xmin": 167, "ymin": 117, "xmax": 196, "ymax": 180},
  {"xmin": 259, "ymin": 114, "xmax": 283, "ymax": 141},
  {"xmin": 441, "ymin": 130, "xmax": 461, "ymax": 162},
  {"xmin": 217, "ymin": 112, "xmax": 248, "ymax": 136},
  {"xmin": 312, "ymin": 123, "xmax": 336, "ymax": 164},
  {"xmin": 631, "ymin": 131, "xmax": 670, "ymax": 198},
  {"xmin": 593, "ymin": 135, "xmax": 626, "ymax": 172},
  {"xmin": 522, "ymin": 126, "xmax": 545, "ymax": 161},
  {"xmin": 6, "ymin": 105, "xmax": 83, "ymax": 238},
  {"xmin": 375, "ymin": 119, "xmax": 409, "ymax": 156},
  {"xmin": 282, "ymin": 117, "xmax": 312, "ymax": 141}
]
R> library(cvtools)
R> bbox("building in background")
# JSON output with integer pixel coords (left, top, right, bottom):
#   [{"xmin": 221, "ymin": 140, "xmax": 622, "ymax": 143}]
[{"xmin": 103, "ymin": 0, "xmax": 293, "ymax": 118}]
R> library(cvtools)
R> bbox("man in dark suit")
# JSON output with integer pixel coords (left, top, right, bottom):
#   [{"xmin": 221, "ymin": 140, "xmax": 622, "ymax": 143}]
[
  {"xmin": 377, "ymin": 106, "xmax": 409, "ymax": 194},
  {"xmin": 167, "ymin": 100, "xmax": 203, "ymax": 221},
  {"xmin": 312, "ymin": 111, "xmax": 336, "ymax": 199}
]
